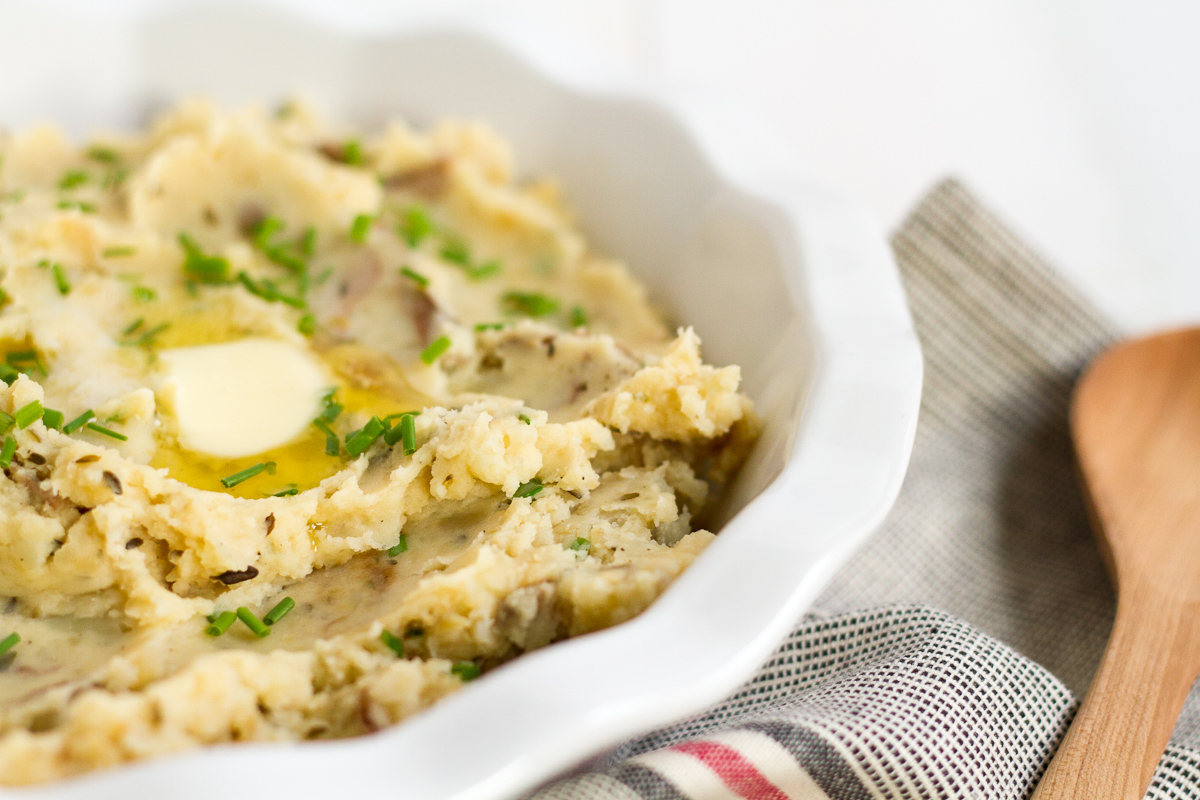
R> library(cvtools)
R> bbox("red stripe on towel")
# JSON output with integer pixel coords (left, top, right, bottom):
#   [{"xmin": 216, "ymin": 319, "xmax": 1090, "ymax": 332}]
[{"xmin": 674, "ymin": 739, "xmax": 790, "ymax": 800}]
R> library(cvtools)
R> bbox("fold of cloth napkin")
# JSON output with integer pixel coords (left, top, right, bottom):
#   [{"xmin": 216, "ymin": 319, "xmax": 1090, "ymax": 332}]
[{"xmin": 531, "ymin": 180, "xmax": 1200, "ymax": 800}]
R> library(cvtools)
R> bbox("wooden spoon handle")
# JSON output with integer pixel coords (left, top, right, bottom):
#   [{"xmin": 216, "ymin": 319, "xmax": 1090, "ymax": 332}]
[{"xmin": 1033, "ymin": 582, "xmax": 1200, "ymax": 799}]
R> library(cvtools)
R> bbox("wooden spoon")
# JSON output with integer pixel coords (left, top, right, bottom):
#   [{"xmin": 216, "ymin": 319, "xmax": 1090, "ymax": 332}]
[{"xmin": 1034, "ymin": 327, "xmax": 1200, "ymax": 799}]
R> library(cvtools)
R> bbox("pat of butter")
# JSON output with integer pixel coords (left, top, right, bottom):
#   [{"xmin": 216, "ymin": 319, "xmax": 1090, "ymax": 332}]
[{"xmin": 159, "ymin": 338, "xmax": 327, "ymax": 459}]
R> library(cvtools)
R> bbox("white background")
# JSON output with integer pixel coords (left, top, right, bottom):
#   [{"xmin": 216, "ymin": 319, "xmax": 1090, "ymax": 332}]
[{"xmin": 301, "ymin": 0, "xmax": 1198, "ymax": 335}]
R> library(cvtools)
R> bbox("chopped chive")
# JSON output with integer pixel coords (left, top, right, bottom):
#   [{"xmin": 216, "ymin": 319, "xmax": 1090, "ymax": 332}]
[
  {"xmin": 467, "ymin": 260, "xmax": 502, "ymax": 280},
  {"xmin": 236, "ymin": 271, "xmax": 263, "ymax": 296},
  {"xmin": 0, "ymin": 287, "xmax": 7, "ymax": 307},
  {"xmin": 263, "ymin": 597, "xmax": 295, "ymax": 625},
  {"xmin": 314, "ymin": 266, "xmax": 334, "ymax": 286},
  {"xmin": 276, "ymin": 291, "xmax": 305, "ymax": 310},
  {"xmin": 398, "ymin": 205, "xmax": 435, "ymax": 247},
  {"xmin": 382, "ymin": 424, "xmax": 401, "ymax": 447},
  {"xmin": 474, "ymin": 322, "xmax": 504, "ymax": 332},
  {"xmin": 6, "ymin": 349, "xmax": 45, "ymax": 376},
  {"xmin": 400, "ymin": 266, "xmax": 429, "ymax": 288},
  {"xmin": 14, "ymin": 401, "xmax": 43, "ymax": 429},
  {"xmin": 220, "ymin": 461, "xmax": 276, "ymax": 488},
  {"xmin": 0, "ymin": 411, "xmax": 13, "ymax": 434},
  {"xmin": 0, "ymin": 632, "xmax": 19, "ymax": 656},
  {"xmin": 450, "ymin": 661, "xmax": 481, "ymax": 681},
  {"xmin": 77, "ymin": 202, "xmax": 97, "ymax": 214},
  {"xmin": 263, "ymin": 245, "xmax": 306, "ymax": 274},
  {"xmin": 298, "ymin": 312, "xmax": 316, "ymax": 336},
  {"xmin": 87, "ymin": 146, "xmax": 120, "ymax": 164},
  {"xmin": 252, "ymin": 216, "xmax": 285, "ymax": 249},
  {"xmin": 439, "ymin": 237, "xmax": 470, "ymax": 266},
  {"xmin": 123, "ymin": 318, "xmax": 145, "ymax": 336},
  {"xmin": 178, "ymin": 232, "xmax": 230, "ymax": 284},
  {"xmin": 317, "ymin": 404, "xmax": 342, "ymax": 426},
  {"xmin": 236, "ymin": 607, "xmax": 271, "ymax": 638},
  {"xmin": 59, "ymin": 169, "xmax": 89, "ymax": 190},
  {"xmin": 62, "ymin": 409, "xmax": 94, "ymax": 434},
  {"xmin": 300, "ymin": 227, "xmax": 317, "ymax": 257},
  {"xmin": 86, "ymin": 422, "xmax": 127, "ymax": 441},
  {"xmin": 132, "ymin": 285, "xmax": 156, "ymax": 303},
  {"xmin": 400, "ymin": 413, "xmax": 416, "ymax": 455},
  {"xmin": 513, "ymin": 478, "xmax": 544, "ymax": 499},
  {"xmin": 348, "ymin": 214, "xmax": 374, "ymax": 243},
  {"xmin": 420, "ymin": 336, "xmax": 451, "ymax": 365},
  {"xmin": 313, "ymin": 419, "xmax": 340, "ymax": 456},
  {"xmin": 42, "ymin": 409, "xmax": 64, "ymax": 431},
  {"xmin": 502, "ymin": 292, "xmax": 559, "ymax": 318},
  {"xmin": 51, "ymin": 263, "xmax": 70, "ymax": 295},
  {"xmin": 570, "ymin": 305, "xmax": 589, "ymax": 328},
  {"xmin": 205, "ymin": 610, "xmax": 236, "ymax": 636},
  {"xmin": 0, "ymin": 364, "xmax": 17, "ymax": 385},
  {"xmin": 237, "ymin": 271, "xmax": 306, "ymax": 308},
  {"xmin": 141, "ymin": 322, "xmax": 171, "ymax": 344},
  {"xmin": 384, "ymin": 412, "xmax": 417, "ymax": 454},
  {"xmin": 270, "ymin": 486, "xmax": 299, "ymax": 497},
  {"xmin": 317, "ymin": 394, "xmax": 343, "ymax": 424},
  {"xmin": 380, "ymin": 629, "xmax": 404, "ymax": 657},
  {"xmin": 129, "ymin": 322, "xmax": 170, "ymax": 348},
  {"xmin": 0, "ymin": 436, "xmax": 15, "ymax": 468},
  {"xmin": 341, "ymin": 139, "xmax": 365, "ymax": 167},
  {"xmin": 102, "ymin": 168, "xmax": 130, "ymax": 190},
  {"xmin": 387, "ymin": 535, "xmax": 408, "ymax": 557},
  {"xmin": 102, "ymin": 245, "xmax": 136, "ymax": 258},
  {"xmin": 344, "ymin": 416, "xmax": 386, "ymax": 457},
  {"xmin": 567, "ymin": 537, "xmax": 590, "ymax": 552},
  {"xmin": 519, "ymin": 414, "xmax": 531, "ymax": 425}
]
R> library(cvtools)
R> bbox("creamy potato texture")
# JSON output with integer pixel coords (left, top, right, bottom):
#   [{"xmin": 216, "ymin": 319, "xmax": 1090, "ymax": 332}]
[{"xmin": 0, "ymin": 101, "xmax": 758, "ymax": 784}]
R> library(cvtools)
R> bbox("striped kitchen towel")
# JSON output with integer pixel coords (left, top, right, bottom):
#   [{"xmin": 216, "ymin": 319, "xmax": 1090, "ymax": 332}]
[{"xmin": 531, "ymin": 180, "xmax": 1200, "ymax": 799}]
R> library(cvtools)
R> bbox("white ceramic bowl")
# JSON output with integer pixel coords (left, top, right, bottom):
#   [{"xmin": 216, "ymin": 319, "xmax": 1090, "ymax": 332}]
[{"xmin": 0, "ymin": 3, "xmax": 923, "ymax": 798}]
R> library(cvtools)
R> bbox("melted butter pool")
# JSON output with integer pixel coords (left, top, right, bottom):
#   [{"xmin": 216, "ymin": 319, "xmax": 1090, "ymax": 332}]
[
  {"xmin": 149, "ymin": 426, "xmax": 341, "ymax": 499},
  {"xmin": 136, "ymin": 304, "xmax": 433, "ymax": 498}
]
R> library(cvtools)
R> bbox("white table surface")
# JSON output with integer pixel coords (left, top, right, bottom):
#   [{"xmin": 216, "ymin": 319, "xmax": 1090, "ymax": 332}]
[{"xmin": 15, "ymin": 0, "xmax": 1200, "ymax": 334}]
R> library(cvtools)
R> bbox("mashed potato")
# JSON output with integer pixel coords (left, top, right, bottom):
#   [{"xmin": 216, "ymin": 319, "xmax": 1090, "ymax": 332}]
[{"xmin": 0, "ymin": 100, "xmax": 758, "ymax": 785}]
